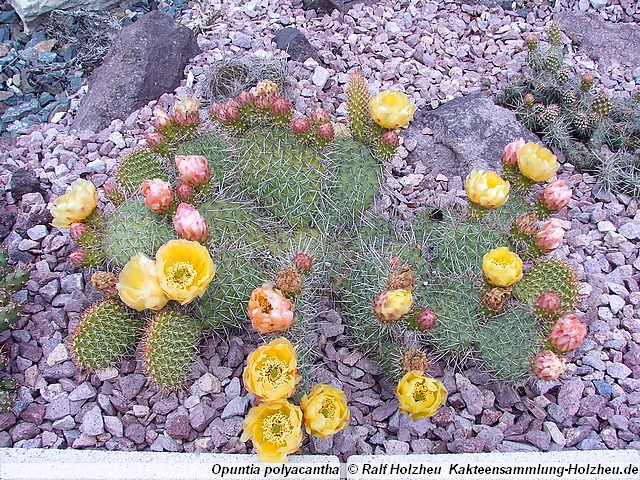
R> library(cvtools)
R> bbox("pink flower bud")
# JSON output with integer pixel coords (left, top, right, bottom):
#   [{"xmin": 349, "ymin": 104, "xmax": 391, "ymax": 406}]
[
  {"xmin": 540, "ymin": 180, "xmax": 572, "ymax": 212},
  {"xmin": 176, "ymin": 182, "xmax": 195, "ymax": 201},
  {"xmin": 549, "ymin": 312, "xmax": 587, "ymax": 353},
  {"xmin": 173, "ymin": 203, "xmax": 209, "ymax": 243},
  {"xmin": 153, "ymin": 106, "xmax": 172, "ymax": 131},
  {"xmin": 141, "ymin": 179, "xmax": 174, "ymax": 214},
  {"xmin": 69, "ymin": 248, "xmax": 86, "ymax": 266},
  {"xmin": 292, "ymin": 253, "xmax": 313, "ymax": 273},
  {"xmin": 535, "ymin": 219, "xmax": 565, "ymax": 253},
  {"xmin": 175, "ymin": 155, "xmax": 211, "ymax": 186},
  {"xmin": 536, "ymin": 291, "xmax": 561, "ymax": 313},
  {"xmin": 208, "ymin": 103, "xmax": 223, "ymax": 121},
  {"xmin": 416, "ymin": 307, "xmax": 437, "ymax": 330},
  {"xmin": 254, "ymin": 94, "xmax": 273, "ymax": 110},
  {"xmin": 223, "ymin": 105, "xmax": 241, "ymax": 123},
  {"xmin": 271, "ymin": 97, "xmax": 291, "ymax": 116},
  {"xmin": 311, "ymin": 107, "xmax": 330, "ymax": 124},
  {"xmin": 381, "ymin": 130, "xmax": 399, "ymax": 147},
  {"xmin": 69, "ymin": 222, "xmax": 88, "ymax": 241},
  {"xmin": 532, "ymin": 350, "xmax": 566, "ymax": 381},
  {"xmin": 317, "ymin": 122, "xmax": 334, "ymax": 141},
  {"xmin": 502, "ymin": 138, "xmax": 526, "ymax": 166},
  {"xmin": 292, "ymin": 118, "xmax": 311, "ymax": 134},
  {"xmin": 236, "ymin": 91, "xmax": 254, "ymax": 107},
  {"xmin": 146, "ymin": 132, "xmax": 165, "ymax": 149}
]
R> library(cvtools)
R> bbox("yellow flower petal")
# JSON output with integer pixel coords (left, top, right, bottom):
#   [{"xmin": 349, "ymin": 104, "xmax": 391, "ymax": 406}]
[
  {"xmin": 117, "ymin": 254, "xmax": 169, "ymax": 311},
  {"xmin": 395, "ymin": 371, "xmax": 447, "ymax": 421},
  {"xmin": 155, "ymin": 239, "xmax": 215, "ymax": 305},
  {"xmin": 300, "ymin": 384, "xmax": 350, "ymax": 439},
  {"xmin": 482, "ymin": 247, "xmax": 523, "ymax": 287},
  {"xmin": 243, "ymin": 338, "xmax": 300, "ymax": 402},
  {"xmin": 49, "ymin": 179, "xmax": 98, "ymax": 228},
  {"xmin": 465, "ymin": 170, "xmax": 510, "ymax": 209},
  {"xmin": 517, "ymin": 142, "xmax": 558, "ymax": 182},
  {"xmin": 369, "ymin": 90, "xmax": 416, "ymax": 129}
]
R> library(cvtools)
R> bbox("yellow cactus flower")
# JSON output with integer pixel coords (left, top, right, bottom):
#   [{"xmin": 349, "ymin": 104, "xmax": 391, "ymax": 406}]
[
  {"xmin": 241, "ymin": 399, "xmax": 303, "ymax": 463},
  {"xmin": 395, "ymin": 371, "xmax": 447, "ymax": 421},
  {"xmin": 373, "ymin": 289, "xmax": 413, "ymax": 323},
  {"xmin": 49, "ymin": 179, "xmax": 98, "ymax": 228},
  {"xmin": 517, "ymin": 142, "xmax": 558, "ymax": 182},
  {"xmin": 482, "ymin": 247, "xmax": 523, "ymax": 287},
  {"xmin": 117, "ymin": 254, "xmax": 169, "ymax": 311},
  {"xmin": 465, "ymin": 170, "xmax": 510, "ymax": 209},
  {"xmin": 300, "ymin": 384, "xmax": 350, "ymax": 439},
  {"xmin": 243, "ymin": 338, "xmax": 300, "ymax": 401},
  {"xmin": 369, "ymin": 90, "xmax": 416, "ymax": 129},
  {"xmin": 155, "ymin": 239, "xmax": 215, "ymax": 305}
]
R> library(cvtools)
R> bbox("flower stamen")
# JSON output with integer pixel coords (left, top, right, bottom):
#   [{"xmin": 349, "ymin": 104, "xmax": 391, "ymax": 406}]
[
  {"xmin": 165, "ymin": 262, "xmax": 197, "ymax": 289},
  {"xmin": 319, "ymin": 398, "xmax": 336, "ymax": 419},
  {"xmin": 258, "ymin": 358, "xmax": 293, "ymax": 388},
  {"xmin": 262, "ymin": 412, "xmax": 293, "ymax": 446}
]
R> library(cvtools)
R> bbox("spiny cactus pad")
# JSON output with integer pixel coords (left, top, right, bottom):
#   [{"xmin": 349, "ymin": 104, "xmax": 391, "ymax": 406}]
[
  {"xmin": 117, "ymin": 148, "xmax": 174, "ymax": 195},
  {"xmin": 70, "ymin": 300, "xmax": 143, "ymax": 370},
  {"xmin": 513, "ymin": 259, "xmax": 580, "ymax": 312},
  {"xmin": 142, "ymin": 310, "xmax": 202, "ymax": 389},
  {"xmin": 103, "ymin": 198, "xmax": 176, "ymax": 267}
]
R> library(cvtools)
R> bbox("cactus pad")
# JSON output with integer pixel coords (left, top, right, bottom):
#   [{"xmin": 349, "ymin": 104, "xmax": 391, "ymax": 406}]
[
  {"xmin": 116, "ymin": 148, "xmax": 174, "ymax": 195},
  {"xmin": 513, "ymin": 259, "xmax": 580, "ymax": 312},
  {"xmin": 70, "ymin": 300, "xmax": 143, "ymax": 370}
]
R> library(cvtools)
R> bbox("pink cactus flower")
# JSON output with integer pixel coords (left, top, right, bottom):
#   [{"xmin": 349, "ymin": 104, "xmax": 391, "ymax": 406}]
[
  {"xmin": 271, "ymin": 97, "xmax": 292, "ymax": 116},
  {"xmin": 141, "ymin": 179, "xmax": 174, "ymax": 214},
  {"xmin": 502, "ymin": 137, "xmax": 526, "ymax": 166},
  {"xmin": 536, "ymin": 291, "xmax": 561, "ymax": 313},
  {"xmin": 175, "ymin": 155, "xmax": 211, "ymax": 186},
  {"xmin": 540, "ymin": 180, "xmax": 572, "ymax": 212},
  {"xmin": 236, "ymin": 91, "xmax": 254, "ymax": 107},
  {"xmin": 176, "ymin": 182, "xmax": 195, "ymax": 202},
  {"xmin": 535, "ymin": 219, "xmax": 565, "ymax": 253},
  {"xmin": 317, "ymin": 122, "xmax": 334, "ymax": 141},
  {"xmin": 381, "ymin": 130, "xmax": 399, "ymax": 147},
  {"xmin": 549, "ymin": 312, "xmax": 587, "ymax": 353},
  {"xmin": 173, "ymin": 203, "xmax": 210, "ymax": 243},
  {"xmin": 310, "ymin": 107, "xmax": 330, "ymax": 124},
  {"xmin": 292, "ymin": 253, "xmax": 313, "ymax": 273}
]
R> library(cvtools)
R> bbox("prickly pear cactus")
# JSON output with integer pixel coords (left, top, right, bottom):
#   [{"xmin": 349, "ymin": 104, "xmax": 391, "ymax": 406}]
[
  {"xmin": 0, "ymin": 245, "xmax": 28, "ymax": 333},
  {"xmin": 70, "ymin": 300, "xmax": 143, "ymax": 370}
]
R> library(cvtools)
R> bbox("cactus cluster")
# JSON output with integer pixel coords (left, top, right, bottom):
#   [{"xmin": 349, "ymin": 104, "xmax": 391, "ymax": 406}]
[
  {"xmin": 0, "ymin": 245, "xmax": 28, "ymax": 412},
  {"xmin": 500, "ymin": 23, "xmax": 640, "ymax": 197},
  {"xmin": 56, "ymin": 70, "xmax": 584, "ymax": 398}
]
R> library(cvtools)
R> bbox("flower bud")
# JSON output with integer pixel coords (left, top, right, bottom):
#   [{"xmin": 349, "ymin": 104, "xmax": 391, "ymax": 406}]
[
  {"xmin": 69, "ymin": 248, "xmax": 86, "ymax": 266},
  {"xmin": 254, "ymin": 94, "xmax": 273, "ymax": 110},
  {"xmin": 175, "ymin": 155, "xmax": 211, "ymax": 186},
  {"xmin": 271, "ymin": 97, "xmax": 292, "ymax": 116},
  {"xmin": 311, "ymin": 106, "xmax": 330, "ymax": 124},
  {"xmin": 416, "ymin": 307, "xmax": 437, "ymax": 331},
  {"xmin": 502, "ymin": 138, "xmax": 526, "ymax": 166},
  {"xmin": 91, "ymin": 271, "xmax": 119, "ymax": 298},
  {"xmin": 274, "ymin": 266, "xmax": 303, "ymax": 297},
  {"xmin": 223, "ymin": 105, "xmax": 241, "ymax": 122},
  {"xmin": 173, "ymin": 97, "xmax": 200, "ymax": 126},
  {"xmin": 381, "ymin": 130, "xmax": 399, "ymax": 147},
  {"xmin": 208, "ymin": 102, "xmax": 223, "ymax": 121},
  {"xmin": 525, "ymin": 33, "xmax": 537, "ymax": 51},
  {"xmin": 141, "ymin": 179, "xmax": 174, "ymax": 214},
  {"xmin": 173, "ymin": 203, "xmax": 209, "ymax": 243},
  {"xmin": 317, "ymin": 122, "xmax": 334, "ymax": 141},
  {"xmin": 69, "ymin": 222, "xmax": 88, "ymax": 241},
  {"xmin": 524, "ymin": 93, "xmax": 535, "ymax": 107},
  {"xmin": 540, "ymin": 180, "xmax": 572, "ymax": 212},
  {"xmin": 252, "ymin": 79, "xmax": 278, "ymax": 98},
  {"xmin": 535, "ymin": 219, "xmax": 565, "ymax": 253},
  {"xmin": 292, "ymin": 253, "xmax": 313, "ymax": 273},
  {"xmin": 153, "ymin": 106, "xmax": 172, "ymax": 131},
  {"xmin": 176, "ymin": 182, "xmax": 195, "ymax": 201},
  {"xmin": 513, "ymin": 212, "xmax": 538, "ymax": 236},
  {"xmin": 292, "ymin": 118, "xmax": 311, "ymax": 134},
  {"xmin": 146, "ymin": 132, "xmax": 165, "ymax": 149},
  {"xmin": 373, "ymin": 289, "xmax": 413, "ymax": 323},
  {"xmin": 536, "ymin": 291, "xmax": 561, "ymax": 314},
  {"xmin": 549, "ymin": 312, "xmax": 587, "ymax": 353},
  {"xmin": 580, "ymin": 72, "xmax": 595, "ymax": 92},
  {"xmin": 532, "ymin": 350, "xmax": 566, "ymax": 381},
  {"xmin": 236, "ymin": 91, "xmax": 254, "ymax": 107}
]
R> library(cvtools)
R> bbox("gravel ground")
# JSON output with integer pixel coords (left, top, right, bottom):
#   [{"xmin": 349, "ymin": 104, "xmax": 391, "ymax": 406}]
[{"xmin": 0, "ymin": 0, "xmax": 639, "ymax": 459}]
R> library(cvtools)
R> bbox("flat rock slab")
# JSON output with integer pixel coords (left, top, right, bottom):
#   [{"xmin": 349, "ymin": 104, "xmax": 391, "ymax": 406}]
[
  {"xmin": 556, "ymin": 12, "xmax": 640, "ymax": 69},
  {"xmin": 9, "ymin": 0, "xmax": 121, "ymax": 28},
  {"xmin": 403, "ymin": 93, "xmax": 537, "ymax": 178},
  {"xmin": 73, "ymin": 10, "xmax": 200, "ymax": 132}
]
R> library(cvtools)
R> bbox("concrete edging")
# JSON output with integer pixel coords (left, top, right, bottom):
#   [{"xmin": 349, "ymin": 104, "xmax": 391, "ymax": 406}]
[{"xmin": 1, "ymin": 447, "xmax": 639, "ymax": 479}]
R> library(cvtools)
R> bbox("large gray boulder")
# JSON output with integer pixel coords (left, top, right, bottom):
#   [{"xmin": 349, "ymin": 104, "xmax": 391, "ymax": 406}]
[
  {"xmin": 73, "ymin": 11, "xmax": 200, "ymax": 132},
  {"xmin": 403, "ymin": 94, "xmax": 537, "ymax": 178},
  {"xmin": 556, "ymin": 11, "xmax": 640, "ymax": 70}
]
